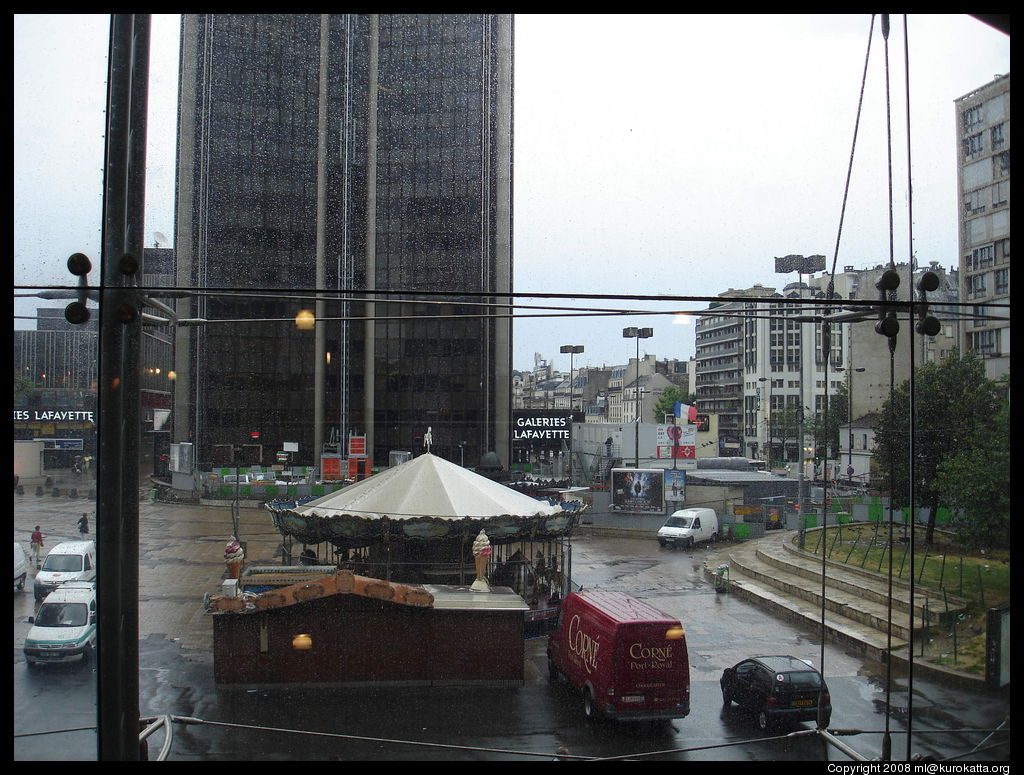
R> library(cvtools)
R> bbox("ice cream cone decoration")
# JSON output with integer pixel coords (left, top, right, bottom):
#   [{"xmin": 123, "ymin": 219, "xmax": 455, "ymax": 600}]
[
  {"xmin": 470, "ymin": 530, "xmax": 491, "ymax": 592},
  {"xmin": 224, "ymin": 537, "xmax": 244, "ymax": 579}
]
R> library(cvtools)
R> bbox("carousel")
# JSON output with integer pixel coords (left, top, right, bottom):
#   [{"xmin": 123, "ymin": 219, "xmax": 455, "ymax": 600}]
[{"xmin": 264, "ymin": 452, "xmax": 584, "ymax": 609}]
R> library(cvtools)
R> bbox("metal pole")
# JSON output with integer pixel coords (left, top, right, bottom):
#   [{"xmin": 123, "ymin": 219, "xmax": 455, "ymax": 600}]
[
  {"xmin": 97, "ymin": 13, "xmax": 149, "ymax": 760},
  {"xmin": 635, "ymin": 336, "xmax": 640, "ymax": 468}
]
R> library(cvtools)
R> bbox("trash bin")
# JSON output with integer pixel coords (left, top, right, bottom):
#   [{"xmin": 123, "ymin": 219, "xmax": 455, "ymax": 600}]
[{"xmin": 713, "ymin": 564, "xmax": 730, "ymax": 593}]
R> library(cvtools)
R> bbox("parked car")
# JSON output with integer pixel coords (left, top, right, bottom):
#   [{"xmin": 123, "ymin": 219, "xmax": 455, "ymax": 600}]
[
  {"xmin": 14, "ymin": 542, "xmax": 29, "ymax": 591},
  {"xmin": 657, "ymin": 508, "xmax": 719, "ymax": 549},
  {"xmin": 720, "ymin": 655, "xmax": 831, "ymax": 731},
  {"xmin": 24, "ymin": 582, "xmax": 97, "ymax": 667},
  {"xmin": 33, "ymin": 540, "xmax": 97, "ymax": 601}
]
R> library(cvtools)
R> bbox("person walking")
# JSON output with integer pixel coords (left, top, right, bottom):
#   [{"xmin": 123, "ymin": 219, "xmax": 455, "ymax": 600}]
[
  {"xmin": 30, "ymin": 526, "xmax": 44, "ymax": 569},
  {"xmin": 77, "ymin": 513, "xmax": 89, "ymax": 538}
]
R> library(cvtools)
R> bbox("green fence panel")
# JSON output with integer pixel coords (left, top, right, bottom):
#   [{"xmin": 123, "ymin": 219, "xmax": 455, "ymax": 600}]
[
  {"xmin": 868, "ymin": 503, "xmax": 884, "ymax": 522},
  {"xmin": 311, "ymin": 485, "xmax": 326, "ymax": 496},
  {"xmin": 836, "ymin": 512, "xmax": 851, "ymax": 524},
  {"xmin": 803, "ymin": 514, "xmax": 818, "ymax": 529},
  {"xmin": 935, "ymin": 507, "xmax": 953, "ymax": 525},
  {"xmin": 733, "ymin": 523, "xmax": 751, "ymax": 539}
]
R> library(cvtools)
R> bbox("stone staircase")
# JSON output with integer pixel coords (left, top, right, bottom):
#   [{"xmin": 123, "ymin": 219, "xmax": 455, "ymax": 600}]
[{"xmin": 707, "ymin": 530, "xmax": 971, "ymax": 663}]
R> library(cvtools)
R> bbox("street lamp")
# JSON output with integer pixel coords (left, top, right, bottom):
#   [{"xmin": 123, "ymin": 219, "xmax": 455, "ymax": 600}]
[
  {"xmin": 560, "ymin": 345, "xmax": 584, "ymax": 486},
  {"xmin": 559, "ymin": 345, "xmax": 585, "ymax": 413},
  {"xmin": 622, "ymin": 327, "xmax": 653, "ymax": 468},
  {"xmin": 836, "ymin": 367, "xmax": 865, "ymax": 483},
  {"xmin": 758, "ymin": 376, "xmax": 772, "ymax": 465}
]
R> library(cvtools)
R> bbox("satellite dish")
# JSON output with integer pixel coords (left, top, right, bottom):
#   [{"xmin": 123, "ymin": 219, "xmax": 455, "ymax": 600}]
[{"xmin": 153, "ymin": 231, "xmax": 168, "ymax": 247}]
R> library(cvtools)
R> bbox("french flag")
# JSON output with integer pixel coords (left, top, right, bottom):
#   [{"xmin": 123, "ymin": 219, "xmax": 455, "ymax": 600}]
[{"xmin": 675, "ymin": 402, "xmax": 698, "ymax": 423}]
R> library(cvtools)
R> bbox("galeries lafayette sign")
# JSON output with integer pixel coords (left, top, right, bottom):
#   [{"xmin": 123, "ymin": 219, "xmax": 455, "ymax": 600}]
[
  {"xmin": 512, "ymin": 411, "xmax": 571, "ymax": 445},
  {"xmin": 14, "ymin": 409, "xmax": 96, "ymax": 424}
]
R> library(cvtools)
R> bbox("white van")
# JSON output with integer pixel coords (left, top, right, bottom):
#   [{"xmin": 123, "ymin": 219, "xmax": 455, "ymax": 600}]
[
  {"xmin": 657, "ymin": 508, "xmax": 719, "ymax": 549},
  {"xmin": 14, "ymin": 542, "xmax": 29, "ymax": 591},
  {"xmin": 24, "ymin": 582, "xmax": 97, "ymax": 666},
  {"xmin": 34, "ymin": 540, "xmax": 96, "ymax": 601}
]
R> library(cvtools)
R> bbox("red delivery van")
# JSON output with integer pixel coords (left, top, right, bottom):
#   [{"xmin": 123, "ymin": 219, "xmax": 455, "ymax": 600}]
[{"xmin": 547, "ymin": 589, "xmax": 690, "ymax": 721}]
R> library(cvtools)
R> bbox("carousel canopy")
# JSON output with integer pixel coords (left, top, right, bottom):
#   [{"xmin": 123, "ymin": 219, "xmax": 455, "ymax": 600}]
[{"xmin": 266, "ymin": 453, "xmax": 579, "ymax": 547}]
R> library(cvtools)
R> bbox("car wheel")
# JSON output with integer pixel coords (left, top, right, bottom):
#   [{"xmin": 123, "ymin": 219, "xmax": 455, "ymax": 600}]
[
  {"xmin": 710, "ymin": 532, "xmax": 718, "ymax": 543},
  {"xmin": 17, "ymin": 574, "xmax": 26, "ymax": 590},
  {"xmin": 687, "ymin": 537, "xmax": 695, "ymax": 550},
  {"xmin": 721, "ymin": 687, "xmax": 732, "ymax": 706},
  {"xmin": 757, "ymin": 709, "xmax": 773, "ymax": 732},
  {"xmin": 583, "ymin": 688, "xmax": 601, "ymax": 720}
]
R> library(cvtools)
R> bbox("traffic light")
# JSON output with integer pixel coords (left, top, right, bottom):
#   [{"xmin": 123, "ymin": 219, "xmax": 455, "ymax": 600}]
[
  {"xmin": 915, "ymin": 271, "xmax": 941, "ymax": 337},
  {"xmin": 874, "ymin": 269, "xmax": 900, "ymax": 339}
]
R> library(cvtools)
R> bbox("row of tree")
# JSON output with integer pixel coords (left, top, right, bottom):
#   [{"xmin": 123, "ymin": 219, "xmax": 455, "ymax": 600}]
[
  {"xmin": 661, "ymin": 353, "xmax": 1008, "ymax": 549},
  {"xmin": 873, "ymin": 352, "xmax": 1009, "ymax": 549}
]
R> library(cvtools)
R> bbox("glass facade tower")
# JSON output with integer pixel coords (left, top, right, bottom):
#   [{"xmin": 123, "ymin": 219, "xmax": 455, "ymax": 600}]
[{"xmin": 173, "ymin": 13, "xmax": 512, "ymax": 469}]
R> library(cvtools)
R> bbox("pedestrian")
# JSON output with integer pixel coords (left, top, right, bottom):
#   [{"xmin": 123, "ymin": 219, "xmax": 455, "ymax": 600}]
[
  {"xmin": 77, "ymin": 513, "xmax": 89, "ymax": 537},
  {"xmin": 30, "ymin": 526, "xmax": 44, "ymax": 569}
]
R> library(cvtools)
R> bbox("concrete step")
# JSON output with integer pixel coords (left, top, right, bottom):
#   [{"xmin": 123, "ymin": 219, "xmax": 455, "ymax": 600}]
[
  {"xmin": 729, "ymin": 542, "xmax": 916, "ymax": 642},
  {"xmin": 764, "ymin": 534, "xmax": 969, "ymax": 622},
  {"xmin": 703, "ymin": 530, "xmax": 989, "ymax": 690},
  {"xmin": 713, "ymin": 568, "xmax": 908, "ymax": 663}
]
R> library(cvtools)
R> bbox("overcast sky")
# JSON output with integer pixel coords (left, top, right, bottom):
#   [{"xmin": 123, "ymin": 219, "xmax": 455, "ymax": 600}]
[{"xmin": 13, "ymin": 14, "xmax": 1010, "ymax": 371}]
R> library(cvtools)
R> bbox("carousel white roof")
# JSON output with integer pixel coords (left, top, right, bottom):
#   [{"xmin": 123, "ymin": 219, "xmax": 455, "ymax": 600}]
[{"xmin": 294, "ymin": 453, "xmax": 561, "ymax": 520}]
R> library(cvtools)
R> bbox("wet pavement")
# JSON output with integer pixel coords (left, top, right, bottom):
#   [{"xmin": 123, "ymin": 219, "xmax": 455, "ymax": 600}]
[{"xmin": 13, "ymin": 490, "xmax": 1011, "ymax": 761}]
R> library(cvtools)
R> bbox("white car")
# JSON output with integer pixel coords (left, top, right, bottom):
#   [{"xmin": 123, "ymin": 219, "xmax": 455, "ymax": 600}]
[
  {"xmin": 24, "ymin": 582, "xmax": 98, "ymax": 666},
  {"xmin": 14, "ymin": 542, "xmax": 29, "ymax": 591},
  {"xmin": 34, "ymin": 540, "xmax": 97, "ymax": 601}
]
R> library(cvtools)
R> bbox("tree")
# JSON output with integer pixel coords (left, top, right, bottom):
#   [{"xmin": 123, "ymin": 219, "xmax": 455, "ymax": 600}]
[
  {"xmin": 933, "ymin": 381, "xmax": 1010, "ymax": 550},
  {"xmin": 653, "ymin": 385, "xmax": 696, "ymax": 425},
  {"xmin": 873, "ymin": 352, "xmax": 1003, "ymax": 545}
]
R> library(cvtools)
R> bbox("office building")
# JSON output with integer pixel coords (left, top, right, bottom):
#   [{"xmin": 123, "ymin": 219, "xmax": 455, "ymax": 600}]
[{"xmin": 173, "ymin": 13, "xmax": 513, "ymax": 469}]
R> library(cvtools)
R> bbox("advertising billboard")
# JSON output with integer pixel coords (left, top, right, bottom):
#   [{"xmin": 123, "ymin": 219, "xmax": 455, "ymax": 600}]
[
  {"xmin": 665, "ymin": 469, "xmax": 686, "ymax": 501},
  {"xmin": 611, "ymin": 468, "xmax": 665, "ymax": 513}
]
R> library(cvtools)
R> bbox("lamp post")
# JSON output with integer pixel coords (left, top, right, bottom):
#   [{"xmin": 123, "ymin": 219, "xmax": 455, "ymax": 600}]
[
  {"xmin": 622, "ymin": 327, "xmax": 653, "ymax": 468},
  {"xmin": 559, "ymin": 345, "xmax": 584, "ymax": 414},
  {"xmin": 758, "ymin": 376, "xmax": 772, "ymax": 465},
  {"xmin": 836, "ymin": 366, "xmax": 865, "ymax": 483},
  {"xmin": 559, "ymin": 345, "xmax": 584, "ymax": 486}
]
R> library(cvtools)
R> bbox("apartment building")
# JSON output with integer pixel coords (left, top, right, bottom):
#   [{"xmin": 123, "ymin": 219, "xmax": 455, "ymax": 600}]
[{"xmin": 956, "ymin": 73, "xmax": 1010, "ymax": 379}]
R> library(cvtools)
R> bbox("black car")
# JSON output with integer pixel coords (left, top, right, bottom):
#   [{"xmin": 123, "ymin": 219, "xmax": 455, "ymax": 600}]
[{"xmin": 720, "ymin": 655, "xmax": 831, "ymax": 732}]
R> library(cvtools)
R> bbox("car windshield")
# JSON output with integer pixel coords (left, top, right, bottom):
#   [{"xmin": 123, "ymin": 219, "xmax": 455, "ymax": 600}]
[
  {"xmin": 35, "ymin": 602, "xmax": 89, "ymax": 628},
  {"xmin": 782, "ymin": 670, "xmax": 822, "ymax": 688},
  {"xmin": 41, "ymin": 554, "xmax": 84, "ymax": 572},
  {"xmin": 665, "ymin": 517, "xmax": 693, "ymax": 528}
]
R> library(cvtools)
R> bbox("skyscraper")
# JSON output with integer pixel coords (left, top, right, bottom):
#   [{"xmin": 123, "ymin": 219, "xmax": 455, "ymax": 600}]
[{"xmin": 172, "ymin": 14, "xmax": 513, "ymax": 470}]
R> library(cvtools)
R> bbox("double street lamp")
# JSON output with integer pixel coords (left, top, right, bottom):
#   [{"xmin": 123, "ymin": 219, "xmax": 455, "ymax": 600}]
[
  {"xmin": 622, "ymin": 327, "xmax": 653, "ymax": 468},
  {"xmin": 559, "ymin": 345, "xmax": 585, "ymax": 414}
]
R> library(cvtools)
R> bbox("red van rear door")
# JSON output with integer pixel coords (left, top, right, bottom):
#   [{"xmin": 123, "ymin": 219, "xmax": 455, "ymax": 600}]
[{"xmin": 614, "ymin": 623, "xmax": 690, "ymax": 713}]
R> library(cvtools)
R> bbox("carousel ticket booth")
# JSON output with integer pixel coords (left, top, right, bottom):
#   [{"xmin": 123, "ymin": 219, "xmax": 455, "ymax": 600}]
[{"xmin": 207, "ymin": 453, "xmax": 582, "ymax": 685}]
